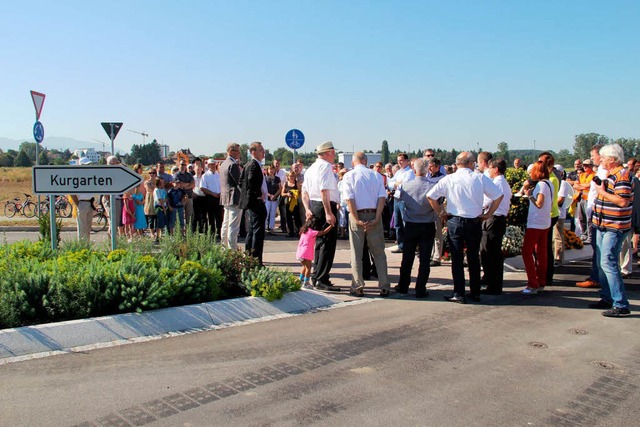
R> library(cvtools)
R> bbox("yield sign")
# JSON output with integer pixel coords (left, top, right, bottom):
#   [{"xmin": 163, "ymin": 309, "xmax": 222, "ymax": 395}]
[
  {"xmin": 30, "ymin": 90, "xmax": 46, "ymax": 120},
  {"xmin": 101, "ymin": 122, "xmax": 123, "ymax": 141}
]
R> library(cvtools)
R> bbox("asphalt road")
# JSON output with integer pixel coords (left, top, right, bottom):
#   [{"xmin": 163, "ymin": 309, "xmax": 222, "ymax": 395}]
[{"xmin": 1, "ymin": 262, "xmax": 639, "ymax": 426}]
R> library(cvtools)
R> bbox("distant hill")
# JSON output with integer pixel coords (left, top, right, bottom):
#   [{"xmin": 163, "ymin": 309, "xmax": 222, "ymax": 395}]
[{"xmin": 1, "ymin": 136, "xmax": 103, "ymax": 152}]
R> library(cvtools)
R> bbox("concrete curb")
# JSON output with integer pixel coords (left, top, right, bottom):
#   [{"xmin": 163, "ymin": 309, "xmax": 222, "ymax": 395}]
[{"xmin": 0, "ymin": 290, "xmax": 352, "ymax": 364}]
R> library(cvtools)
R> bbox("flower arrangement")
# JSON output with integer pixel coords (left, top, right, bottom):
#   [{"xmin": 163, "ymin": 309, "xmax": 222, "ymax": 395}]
[
  {"xmin": 502, "ymin": 225, "xmax": 525, "ymax": 257},
  {"xmin": 563, "ymin": 228, "xmax": 584, "ymax": 249}
]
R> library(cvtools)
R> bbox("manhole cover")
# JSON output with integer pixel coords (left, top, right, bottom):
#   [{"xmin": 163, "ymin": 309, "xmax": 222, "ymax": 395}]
[
  {"xmin": 592, "ymin": 361, "xmax": 616, "ymax": 370},
  {"xmin": 569, "ymin": 328, "xmax": 588, "ymax": 335},
  {"xmin": 528, "ymin": 342, "xmax": 549, "ymax": 349}
]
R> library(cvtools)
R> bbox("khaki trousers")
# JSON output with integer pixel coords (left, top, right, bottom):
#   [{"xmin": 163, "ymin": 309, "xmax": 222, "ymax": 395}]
[
  {"xmin": 349, "ymin": 211, "xmax": 390, "ymax": 292},
  {"xmin": 76, "ymin": 202, "xmax": 93, "ymax": 242}
]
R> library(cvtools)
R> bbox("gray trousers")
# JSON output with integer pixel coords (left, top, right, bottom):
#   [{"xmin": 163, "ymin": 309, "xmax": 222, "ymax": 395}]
[{"xmin": 348, "ymin": 211, "xmax": 390, "ymax": 292}]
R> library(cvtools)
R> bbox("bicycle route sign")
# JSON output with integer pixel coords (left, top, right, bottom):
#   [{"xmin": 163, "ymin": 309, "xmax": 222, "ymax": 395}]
[
  {"xmin": 285, "ymin": 129, "xmax": 305, "ymax": 149},
  {"xmin": 32, "ymin": 165, "xmax": 143, "ymax": 195}
]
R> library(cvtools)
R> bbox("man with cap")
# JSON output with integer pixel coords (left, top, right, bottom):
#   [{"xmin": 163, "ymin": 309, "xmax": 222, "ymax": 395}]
[
  {"xmin": 239, "ymin": 142, "xmax": 268, "ymax": 266},
  {"xmin": 341, "ymin": 152, "xmax": 390, "ymax": 297},
  {"xmin": 302, "ymin": 141, "xmax": 340, "ymax": 291},
  {"xmin": 219, "ymin": 142, "xmax": 243, "ymax": 249},
  {"xmin": 427, "ymin": 152, "xmax": 503, "ymax": 303}
]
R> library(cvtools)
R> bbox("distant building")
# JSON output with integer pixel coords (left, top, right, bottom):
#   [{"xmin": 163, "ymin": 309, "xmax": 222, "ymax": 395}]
[
  {"xmin": 159, "ymin": 144, "xmax": 170, "ymax": 158},
  {"xmin": 73, "ymin": 148, "xmax": 100, "ymax": 163},
  {"xmin": 338, "ymin": 152, "xmax": 382, "ymax": 168}
]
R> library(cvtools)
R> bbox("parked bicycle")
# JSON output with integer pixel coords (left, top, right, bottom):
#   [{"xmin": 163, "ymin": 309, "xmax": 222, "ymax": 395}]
[
  {"xmin": 4, "ymin": 193, "xmax": 37, "ymax": 218},
  {"xmin": 91, "ymin": 205, "xmax": 108, "ymax": 232},
  {"xmin": 38, "ymin": 195, "xmax": 73, "ymax": 218}
]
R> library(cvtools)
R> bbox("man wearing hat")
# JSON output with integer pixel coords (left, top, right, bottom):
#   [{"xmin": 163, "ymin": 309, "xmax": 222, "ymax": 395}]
[{"xmin": 302, "ymin": 141, "xmax": 340, "ymax": 291}]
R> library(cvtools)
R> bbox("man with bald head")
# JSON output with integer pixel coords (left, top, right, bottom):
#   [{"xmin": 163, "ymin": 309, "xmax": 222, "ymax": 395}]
[
  {"xmin": 341, "ymin": 152, "xmax": 390, "ymax": 297},
  {"xmin": 427, "ymin": 152, "xmax": 503, "ymax": 304}
]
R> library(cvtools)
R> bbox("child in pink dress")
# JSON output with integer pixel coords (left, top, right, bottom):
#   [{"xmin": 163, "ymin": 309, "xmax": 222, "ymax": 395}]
[
  {"xmin": 122, "ymin": 191, "xmax": 136, "ymax": 242},
  {"xmin": 296, "ymin": 216, "xmax": 333, "ymax": 289}
]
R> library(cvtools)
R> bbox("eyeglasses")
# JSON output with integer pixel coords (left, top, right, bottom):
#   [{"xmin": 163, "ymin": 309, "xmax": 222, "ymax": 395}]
[
  {"xmin": 425, "ymin": 154, "xmax": 434, "ymax": 157},
  {"xmin": 149, "ymin": 172, "xmax": 157, "ymax": 175}
]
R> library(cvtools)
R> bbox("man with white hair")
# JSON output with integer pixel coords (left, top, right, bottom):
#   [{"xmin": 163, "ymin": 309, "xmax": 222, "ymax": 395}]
[
  {"xmin": 219, "ymin": 143, "xmax": 242, "ymax": 249},
  {"xmin": 589, "ymin": 143, "xmax": 632, "ymax": 317}
]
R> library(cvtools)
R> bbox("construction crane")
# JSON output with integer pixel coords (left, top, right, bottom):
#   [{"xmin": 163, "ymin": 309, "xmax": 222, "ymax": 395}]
[
  {"xmin": 127, "ymin": 129, "xmax": 149, "ymax": 144},
  {"xmin": 91, "ymin": 139, "xmax": 107, "ymax": 152}
]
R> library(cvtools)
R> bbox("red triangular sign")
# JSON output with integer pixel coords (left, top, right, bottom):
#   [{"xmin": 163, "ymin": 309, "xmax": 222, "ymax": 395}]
[{"xmin": 30, "ymin": 90, "xmax": 46, "ymax": 120}]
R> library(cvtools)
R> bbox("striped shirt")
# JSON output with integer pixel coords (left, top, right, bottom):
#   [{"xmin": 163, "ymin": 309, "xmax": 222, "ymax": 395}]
[{"xmin": 592, "ymin": 166, "xmax": 633, "ymax": 231}]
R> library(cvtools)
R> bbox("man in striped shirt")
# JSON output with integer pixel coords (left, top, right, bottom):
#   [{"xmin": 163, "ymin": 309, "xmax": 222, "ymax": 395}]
[{"xmin": 590, "ymin": 143, "xmax": 633, "ymax": 317}]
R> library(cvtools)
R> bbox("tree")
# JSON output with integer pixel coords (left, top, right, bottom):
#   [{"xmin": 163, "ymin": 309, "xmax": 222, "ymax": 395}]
[
  {"xmin": 14, "ymin": 150, "xmax": 32, "ymax": 167},
  {"xmin": 239, "ymin": 143, "xmax": 250, "ymax": 163},
  {"xmin": 0, "ymin": 153, "xmax": 15, "ymax": 167},
  {"xmin": 18, "ymin": 142, "xmax": 44, "ymax": 162},
  {"xmin": 38, "ymin": 150, "xmax": 49, "ymax": 165},
  {"xmin": 381, "ymin": 140, "xmax": 389, "ymax": 164},
  {"xmin": 573, "ymin": 133, "xmax": 609, "ymax": 160},
  {"xmin": 129, "ymin": 140, "xmax": 162, "ymax": 165},
  {"xmin": 613, "ymin": 138, "xmax": 639, "ymax": 159},
  {"xmin": 496, "ymin": 142, "xmax": 509, "ymax": 161}
]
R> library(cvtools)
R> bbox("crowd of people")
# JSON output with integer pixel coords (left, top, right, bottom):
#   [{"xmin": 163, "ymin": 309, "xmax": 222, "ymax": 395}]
[{"xmin": 71, "ymin": 141, "xmax": 636, "ymax": 318}]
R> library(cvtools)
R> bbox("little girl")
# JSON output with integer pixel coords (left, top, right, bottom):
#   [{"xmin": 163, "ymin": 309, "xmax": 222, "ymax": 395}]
[
  {"xmin": 122, "ymin": 190, "xmax": 135, "ymax": 242},
  {"xmin": 296, "ymin": 216, "xmax": 333, "ymax": 289}
]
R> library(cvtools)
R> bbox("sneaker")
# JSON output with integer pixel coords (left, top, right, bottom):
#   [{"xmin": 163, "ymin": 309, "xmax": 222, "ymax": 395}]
[
  {"xmin": 576, "ymin": 279, "xmax": 599, "ymax": 288},
  {"xmin": 521, "ymin": 287, "xmax": 538, "ymax": 295},
  {"xmin": 588, "ymin": 300, "xmax": 613, "ymax": 309},
  {"xmin": 602, "ymin": 307, "xmax": 631, "ymax": 317},
  {"xmin": 302, "ymin": 282, "xmax": 314, "ymax": 290}
]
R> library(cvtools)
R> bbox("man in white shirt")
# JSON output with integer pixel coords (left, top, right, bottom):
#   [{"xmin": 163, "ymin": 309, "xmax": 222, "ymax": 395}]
[
  {"xmin": 302, "ymin": 141, "xmax": 340, "ymax": 291},
  {"xmin": 341, "ymin": 152, "xmax": 390, "ymax": 297},
  {"xmin": 425, "ymin": 155, "xmax": 446, "ymax": 266},
  {"xmin": 200, "ymin": 159, "xmax": 222, "ymax": 237},
  {"xmin": 387, "ymin": 153, "xmax": 415, "ymax": 253},
  {"xmin": 428, "ymin": 152, "xmax": 503, "ymax": 304},
  {"xmin": 480, "ymin": 158, "xmax": 512, "ymax": 295}
]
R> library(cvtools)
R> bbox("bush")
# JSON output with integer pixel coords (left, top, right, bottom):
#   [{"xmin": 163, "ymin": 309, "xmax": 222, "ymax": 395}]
[
  {"xmin": 0, "ymin": 234, "xmax": 292, "ymax": 328},
  {"xmin": 505, "ymin": 167, "xmax": 529, "ymax": 227}
]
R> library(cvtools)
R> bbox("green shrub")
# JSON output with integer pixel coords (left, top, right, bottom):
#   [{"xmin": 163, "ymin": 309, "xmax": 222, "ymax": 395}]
[
  {"xmin": 505, "ymin": 167, "xmax": 529, "ymax": 227},
  {"xmin": 241, "ymin": 267, "xmax": 301, "ymax": 301}
]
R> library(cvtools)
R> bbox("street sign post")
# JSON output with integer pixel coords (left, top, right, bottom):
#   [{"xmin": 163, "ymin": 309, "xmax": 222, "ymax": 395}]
[
  {"xmin": 30, "ymin": 90, "xmax": 51, "ymax": 246},
  {"xmin": 32, "ymin": 165, "xmax": 142, "ymax": 195},
  {"xmin": 100, "ymin": 122, "xmax": 124, "ymax": 250},
  {"xmin": 33, "ymin": 121, "xmax": 44, "ymax": 144},
  {"xmin": 285, "ymin": 129, "xmax": 305, "ymax": 163}
]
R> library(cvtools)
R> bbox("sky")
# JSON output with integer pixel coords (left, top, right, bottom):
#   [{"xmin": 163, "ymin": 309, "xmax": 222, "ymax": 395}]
[{"xmin": 1, "ymin": 0, "xmax": 638, "ymax": 156}]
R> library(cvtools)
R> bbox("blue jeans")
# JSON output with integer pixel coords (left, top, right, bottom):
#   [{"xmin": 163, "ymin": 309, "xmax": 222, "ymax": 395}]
[
  {"xmin": 393, "ymin": 199, "xmax": 406, "ymax": 249},
  {"xmin": 447, "ymin": 216, "xmax": 482, "ymax": 296},
  {"xmin": 595, "ymin": 228, "xmax": 629, "ymax": 309}
]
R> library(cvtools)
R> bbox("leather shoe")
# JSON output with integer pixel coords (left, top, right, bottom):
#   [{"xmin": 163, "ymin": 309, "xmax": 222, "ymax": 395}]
[
  {"xmin": 480, "ymin": 289, "xmax": 502, "ymax": 295},
  {"xmin": 429, "ymin": 260, "xmax": 441, "ymax": 267},
  {"xmin": 588, "ymin": 300, "xmax": 613, "ymax": 309},
  {"xmin": 393, "ymin": 285, "xmax": 408, "ymax": 294},
  {"xmin": 349, "ymin": 289, "xmax": 365, "ymax": 297},
  {"xmin": 315, "ymin": 282, "xmax": 340, "ymax": 292},
  {"xmin": 415, "ymin": 291, "xmax": 429, "ymax": 299},
  {"xmin": 379, "ymin": 289, "xmax": 390, "ymax": 297},
  {"xmin": 576, "ymin": 278, "xmax": 599, "ymax": 288},
  {"xmin": 465, "ymin": 292, "xmax": 481, "ymax": 302},
  {"xmin": 444, "ymin": 294, "xmax": 466, "ymax": 304}
]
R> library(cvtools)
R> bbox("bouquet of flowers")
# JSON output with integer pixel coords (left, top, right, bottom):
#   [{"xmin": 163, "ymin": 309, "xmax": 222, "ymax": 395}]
[{"xmin": 502, "ymin": 225, "xmax": 525, "ymax": 258}]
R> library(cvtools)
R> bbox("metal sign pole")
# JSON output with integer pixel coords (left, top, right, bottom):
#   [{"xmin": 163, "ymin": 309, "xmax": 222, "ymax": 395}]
[
  {"xmin": 110, "ymin": 130, "xmax": 117, "ymax": 251},
  {"xmin": 293, "ymin": 148, "xmax": 296, "ymax": 164},
  {"xmin": 49, "ymin": 194, "xmax": 57, "ymax": 250}
]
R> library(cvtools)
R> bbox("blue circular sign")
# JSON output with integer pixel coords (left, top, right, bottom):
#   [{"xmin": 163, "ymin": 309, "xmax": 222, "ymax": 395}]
[
  {"xmin": 285, "ymin": 129, "xmax": 305, "ymax": 149},
  {"xmin": 33, "ymin": 121, "xmax": 44, "ymax": 144}
]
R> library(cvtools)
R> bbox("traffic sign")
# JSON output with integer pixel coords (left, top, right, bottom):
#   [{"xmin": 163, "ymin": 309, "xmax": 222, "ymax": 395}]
[
  {"xmin": 101, "ymin": 122, "xmax": 123, "ymax": 141},
  {"xmin": 285, "ymin": 129, "xmax": 305, "ymax": 149},
  {"xmin": 32, "ymin": 165, "xmax": 143, "ymax": 195},
  {"xmin": 33, "ymin": 121, "xmax": 44, "ymax": 144},
  {"xmin": 30, "ymin": 90, "xmax": 46, "ymax": 120}
]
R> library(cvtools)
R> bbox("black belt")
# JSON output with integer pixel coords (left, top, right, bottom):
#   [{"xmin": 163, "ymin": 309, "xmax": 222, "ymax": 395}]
[
  {"xmin": 357, "ymin": 209, "xmax": 377, "ymax": 214},
  {"xmin": 311, "ymin": 200, "xmax": 338, "ymax": 206},
  {"xmin": 447, "ymin": 215, "xmax": 481, "ymax": 223}
]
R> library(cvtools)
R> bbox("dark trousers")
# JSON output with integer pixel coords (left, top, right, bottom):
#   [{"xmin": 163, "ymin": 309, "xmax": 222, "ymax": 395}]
[
  {"xmin": 278, "ymin": 197, "xmax": 288, "ymax": 233},
  {"xmin": 398, "ymin": 222, "xmax": 435, "ymax": 296},
  {"xmin": 245, "ymin": 203, "xmax": 267, "ymax": 266},
  {"xmin": 447, "ymin": 216, "xmax": 482, "ymax": 296},
  {"xmin": 362, "ymin": 239, "xmax": 377, "ymax": 279},
  {"xmin": 286, "ymin": 203, "xmax": 302, "ymax": 236},
  {"xmin": 546, "ymin": 216, "xmax": 559, "ymax": 284},
  {"xmin": 192, "ymin": 196, "xmax": 208, "ymax": 234},
  {"xmin": 204, "ymin": 195, "xmax": 223, "ymax": 237},
  {"xmin": 310, "ymin": 200, "xmax": 338, "ymax": 285},
  {"xmin": 480, "ymin": 215, "xmax": 507, "ymax": 294},
  {"xmin": 382, "ymin": 200, "xmax": 391, "ymax": 237}
]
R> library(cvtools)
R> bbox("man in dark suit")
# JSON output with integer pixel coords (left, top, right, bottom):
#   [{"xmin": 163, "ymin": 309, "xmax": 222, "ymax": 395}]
[
  {"xmin": 219, "ymin": 143, "xmax": 242, "ymax": 249},
  {"xmin": 239, "ymin": 142, "xmax": 268, "ymax": 266}
]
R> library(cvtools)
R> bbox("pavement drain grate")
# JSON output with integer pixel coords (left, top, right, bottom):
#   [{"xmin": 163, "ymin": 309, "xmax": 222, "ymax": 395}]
[
  {"xmin": 142, "ymin": 399, "xmax": 179, "ymax": 418},
  {"xmin": 184, "ymin": 387, "xmax": 219, "ymax": 405},
  {"xmin": 243, "ymin": 371, "xmax": 274, "ymax": 386},
  {"xmin": 528, "ymin": 341, "xmax": 549, "ymax": 349},
  {"xmin": 204, "ymin": 382, "xmax": 238, "ymax": 398},
  {"xmin": 592, "ymin": 361, "xmax": 616, "ymax": 370},
  {"xmin": 261, "ymin": 366, "xmax": 290, "ymax": 381},
  {"xmin": 118, "ymin": 406, "xmax": 156, "ymax": 426},
  {"xmin": 569, "ymin": 328, "xmax": 588, "ymax": 335},
  {"xmin": 274, "ymin": 362, "xmax": 306, "ymax": 376},
  {"xmin": 94, "ymin": 414, "xmax": 131, "ymax": 427},
  {"xmin": 163, "ymin": 393, "xmax": 199, "ymax": 411}
]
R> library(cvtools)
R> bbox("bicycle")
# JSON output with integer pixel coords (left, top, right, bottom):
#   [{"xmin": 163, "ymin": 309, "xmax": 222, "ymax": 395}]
[
  {"xmin": 38, "ymin": 195, "xmax": 73, "ymax": 218},
  {"xmin": 91, "ymin": 205, "xmax": 108, "ymax": 233},
  {"xmin": 4, "ymin": 193, "xmax": 37, "ymax": 218}
]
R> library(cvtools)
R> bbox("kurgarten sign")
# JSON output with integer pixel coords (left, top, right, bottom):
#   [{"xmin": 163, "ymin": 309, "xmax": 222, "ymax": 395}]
[{"xmin": 32, "ymin": 165, "xmax": 142, "ymax": 195}]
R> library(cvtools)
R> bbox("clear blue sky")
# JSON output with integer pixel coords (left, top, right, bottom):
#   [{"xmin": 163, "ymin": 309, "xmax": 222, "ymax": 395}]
[{"xmin": 1, "ymin": 0, "xmax": 638, "ymax": 156}]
